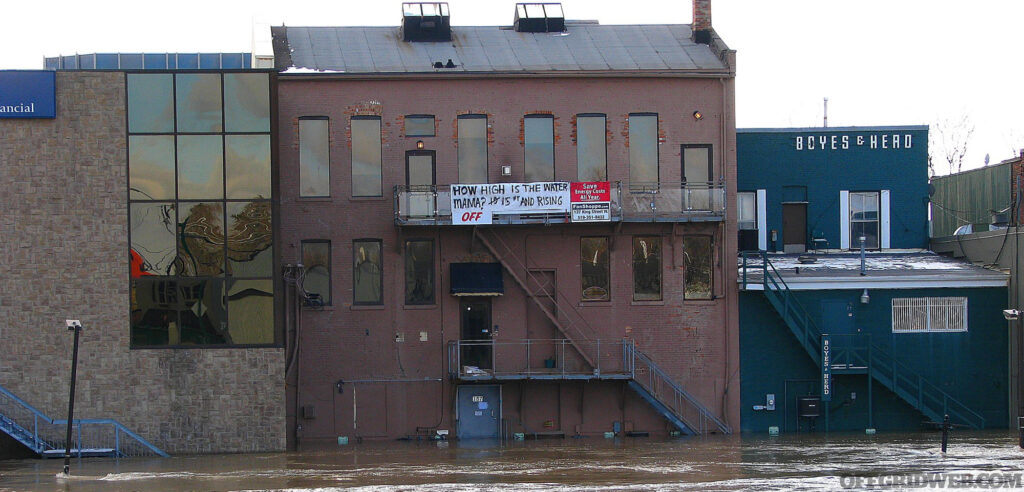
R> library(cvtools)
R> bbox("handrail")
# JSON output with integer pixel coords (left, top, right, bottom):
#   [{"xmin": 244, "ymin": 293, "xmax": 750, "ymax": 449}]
[
  {"xmin": 0, "ymin": 382, "xmax": 168, "ymax": 457},
  {"xmin": 755, "ymin": 251, "xmax": 823, "ymax": 362},
  {"xmin": 447, "ymin": 339, "xmax": 629, "ymax": 379}
]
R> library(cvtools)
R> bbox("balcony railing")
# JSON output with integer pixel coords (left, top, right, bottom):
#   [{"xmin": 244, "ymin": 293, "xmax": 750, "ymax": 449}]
[
  {"xmin": 395, "ymin": 181, "xmax": 726, "ymax": 225},
  {"xmin": 447, "ymin": 339, "xmax": 633, "ymax": 380}
]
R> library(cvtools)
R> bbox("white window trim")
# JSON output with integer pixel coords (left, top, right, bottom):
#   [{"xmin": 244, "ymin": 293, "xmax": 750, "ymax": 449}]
[
  {"xmin": 880, "ymin": 189, "xmax": 891, "ymax": 249},
  {"xmin": 892, "ymin": 297, "xmax": 968, "ymax": 333}
]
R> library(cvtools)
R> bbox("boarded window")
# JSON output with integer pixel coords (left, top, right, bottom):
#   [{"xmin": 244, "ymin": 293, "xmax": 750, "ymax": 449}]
[
  {"xmin": 581, "ymin": 237, "xmax": 609, "ymax": 301},
  {"xmin": 576, "ymin": 114, "xmax": 606, "ymax": 181},
  {"xmin": 458, "ymin": 115, "xmax": 488, "ymax": 183},
  {"xmin": 632, "ymin": 236, "xmax": 662, "ymax": 301},
  {"xmin": 629, "ymin": 113, "xmax": 658, "ymax": 183},
  {"xmin": 683, "ymin": 236, "xmax": 713, "ymax": 299},
  {"xmin": 354, "ymin": 239, "xmax": 383, "ymax": 304},
  {"xmin": 524, "ymin": 114, "xmax": 554, "ymax": 182},
  {"xmin": 351, "ymin": 116, "xmax": 382, "ymax": 197},
  {"xmin": 301, "ymin": 240, "xmax": 331, "ymax": 305},
  {"xmin": 405, "ymin": 239, "xmax": 435, "ymax": 305},
  {"xmin": 405, "ymin": 115, "xmax": 435, "ymax": 137},
  {"xmin": 892, "ymin": 297, "xmax": 967, "ymax": 333},
  {"xmin": 299, "ymin": 117, "xmax": 330, "ymax": 197}
]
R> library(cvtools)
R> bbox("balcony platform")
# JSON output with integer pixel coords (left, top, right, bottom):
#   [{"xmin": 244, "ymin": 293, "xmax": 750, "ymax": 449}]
[{"xmin": 454, "ymin": 370, "xmax": 633, "ymax": 382}]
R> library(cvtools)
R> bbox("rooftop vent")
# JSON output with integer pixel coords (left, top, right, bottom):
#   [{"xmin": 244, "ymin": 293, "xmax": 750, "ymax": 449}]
[
  {"xmin": 514, "ymin": 3, "xmax": 565, "ymax": 33},
  {"xmin": 402, "ymin": 2, "xmax": 451, "ymax": 42}
]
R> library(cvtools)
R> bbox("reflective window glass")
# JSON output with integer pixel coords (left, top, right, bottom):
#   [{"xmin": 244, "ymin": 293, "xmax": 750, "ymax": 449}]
[
  {"xmin": 524, "ymin": 115, "xmax": 554, "ymax": 182},
  {"xmin": 225, "ymin": 135, "xmax": 271, "ymax": 199},
  {"xmin": 405, "ymin": 240, "xmax": 435, "ymax": 305},
  {"xmin": 302, "ymin": 241, "xmax": 331, "ymax": 305},
  {"xmin": 177, "ymin": 135, "xmax": 224, "ymax": 200},
  {"xmin": 176, "ymin": 202, "xmax": 225, "ymax": 277},
  {"xmin": 405, "ymin": 115, "xmax": 435, "ymax": 137},
  {"xmin": 683, "ymin": 236, "xmax": 713, "ymax": 299},
  {"xmin": 223, "ymin": 73, "xmax": 270, "ymax": 132},
  {"xmin": 127, "ymin": 74, "xmax": 173, "ymax": 133},
  {"xmin": 738, "ymin": 192, "xmax": 756, "ymax": 230},
  {"xmin": 850, "ymin": 192, "xmax": 880, "ymax": 249},
  {"xmin": 175, "ymin": 73, "xmax": 223, "ymax": 132},
  {"xmin": 683, "ymin": 145, "xmax": 712, "ymax": 210},
  {"xmin": 226, "ymin": 279, "xmax": 275, "ymax": 344},
  {"xmin": 175, "ymin": 278, "xmax": 227, "ymax": 345},
  {"xmin": 581, "ymin": 237, "xmax": 610, "ymax": 301},
  {"xmin": 629, "ymin": 114, "xmax": 658, "ymax": 183},
  {"xmin": 299, "ymin": 118, "xmax": 330, "ymax": 197},
  {"xmin": 130, "ymin": 277, "xmax": 175, "ymax": 346},
  {"xmin": 576, "ymin": 115, "xmax": 606, "ymax": 181},
  {"xmin": 130, "ymin": 202, "xmax": 177, "ymax": 276},
  {"xmin": 458, "ymin": 115, "xmax": 488, "ymax": 183},
  {"xmin": 226, "ymin": 201, "xmax": 273, "ymax": 277},
  {"xmin": 129, "ymin": 135, "xmax": 176, "ymax": 200},
  {"xmin": 351, "ymin": 117, "xmax": 382, "ymax": 197},
  {"xmin": 353, "ymin": 239, "xmax": 383, "ymax": 304},
  {"xmin": 632, "ymin": 236, "xmax": 662, "ymax": 301}
]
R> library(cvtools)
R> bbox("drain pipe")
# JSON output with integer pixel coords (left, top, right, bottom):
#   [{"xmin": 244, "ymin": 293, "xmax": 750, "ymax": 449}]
[{"xmin": 859, "ymin": 236, "xmax": 867, "ymax": 276}]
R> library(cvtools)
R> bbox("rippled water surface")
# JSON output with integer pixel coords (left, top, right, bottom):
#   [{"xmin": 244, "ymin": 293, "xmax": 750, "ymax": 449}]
[{"xmin": 2, "ymin": 431, "xmax": 1023, "ymax": 491}]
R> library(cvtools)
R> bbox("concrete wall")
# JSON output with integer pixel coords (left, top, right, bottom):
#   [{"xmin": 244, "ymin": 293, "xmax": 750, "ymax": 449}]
[
  {"xmin": 0, "ymin": 72, "xmax": 285, "ymax": 454},
  {"xmin": 278, "ymin": 75, "xmax": 739, "ymax": 442}
]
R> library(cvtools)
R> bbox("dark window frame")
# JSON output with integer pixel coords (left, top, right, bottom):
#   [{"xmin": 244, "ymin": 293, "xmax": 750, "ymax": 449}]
[
  {"xmin": 523, "ymin": 113, "xmax": 555, "ymax": 182},
  {"xmin": 628, "ymin": 112, "xmax": 660, "ymax": 184},
  {"xmin": 353, "ymin": 238, "xmax": 384, "ymax": 305},
  {"xmin": 849, "ymin": 190, "xmax": 881, "ymax": 250},
  {"xmin": 404, "ymin": 114, "xmax": 436, "ymax": 137},
  {"xmin": 632, "ymin": 235, "xmax": 663, "ymax": 301},
  {"xmin": 301, "ymin": 239, "xmax": 332, "ymax": 306},
  {"xmin": 457, "ymin": 114, "xmax": 489, "ymax": 184},
  {"xmin": 404, "ymin": 238, "xmax": 436, "ymax": 305},
  {"xmin": 298, "ymin": 116, "xmax": 330, "ymax": 198},
  {"xmin": 681, "ymin": 143, "xmax": 713, "ymax": 185},
  {"xmin": 580, "ymin": 236, "xmax": 611, "ymax": 302},
  {"xmin": 682, "ymin": 235, "xmax": 714, "ymax": 300},
  {"xmin": 575, "ymin": 113, "xmax": 607, "ymax": 182},
  {"xmin": 350, "ymin": 115, "xmax": 383, "ymax": 197}
]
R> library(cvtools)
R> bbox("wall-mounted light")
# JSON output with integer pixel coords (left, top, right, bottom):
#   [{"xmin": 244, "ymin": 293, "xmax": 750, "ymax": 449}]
[
  {"xmin": 416, "ymin": 140, "xmax": 425, "ymax": 150},
  {"xmin": 860, "ymin": 289, "xmax": 870, "ymax": 304},
  {"xmin": 693, "ymin": 111, "xmax": 704, "ymax": 120}
]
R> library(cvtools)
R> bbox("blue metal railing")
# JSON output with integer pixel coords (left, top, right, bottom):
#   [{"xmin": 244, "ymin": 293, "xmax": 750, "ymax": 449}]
[{"xmin": 0, "ymin": 383, "xmax": 168, "ymax": 458}]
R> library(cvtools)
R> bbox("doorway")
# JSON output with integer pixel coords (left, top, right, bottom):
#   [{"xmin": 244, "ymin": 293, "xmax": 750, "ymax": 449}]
[
  {"xmin": 406, "ymin": 150, "xmax": 435, "ymax": 217},
  {"xmin": 456, "ymin": 385, "xmax": 501, "ymax": 439},
  {"xmin": 782, "ymin": 202, "xmax": 807, "ymax": 253},
  {"xmin": 460, "ymin": 298, "xmax": 492, "ymax": 370}
]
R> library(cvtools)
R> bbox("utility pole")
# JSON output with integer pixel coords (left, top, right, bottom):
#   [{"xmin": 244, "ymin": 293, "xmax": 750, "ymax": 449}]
[{"xmin": 61, "ymin": 320, "xmax": 83, "ymax": 477}]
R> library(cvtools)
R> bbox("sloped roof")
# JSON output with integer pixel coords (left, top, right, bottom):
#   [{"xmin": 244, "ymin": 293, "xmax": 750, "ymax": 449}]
[{"xmin": 274, "ymin": 23, "xmax": 729, "ymax": 74}]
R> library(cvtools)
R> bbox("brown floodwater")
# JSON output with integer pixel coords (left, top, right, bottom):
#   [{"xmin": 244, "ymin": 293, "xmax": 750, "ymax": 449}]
[{"xmin": 2, "ymin": 431, "xmax": 1023, "ymax": 491}]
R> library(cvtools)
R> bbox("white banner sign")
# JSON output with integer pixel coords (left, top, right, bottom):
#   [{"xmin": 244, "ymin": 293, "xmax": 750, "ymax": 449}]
[{"xmin": 451, "ymin": 182, "xmax": 570, "ymax": 225}]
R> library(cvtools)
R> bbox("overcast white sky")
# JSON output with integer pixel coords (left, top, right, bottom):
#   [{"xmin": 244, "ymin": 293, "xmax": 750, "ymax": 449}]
[{"xmin": 3, "ymin": 0, "xmax": 1021, "ymax": 172}]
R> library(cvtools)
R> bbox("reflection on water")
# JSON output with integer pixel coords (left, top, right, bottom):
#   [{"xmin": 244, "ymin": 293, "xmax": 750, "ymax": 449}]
[{"xmin": 2, "ymin": 431, "xmax": 1023, "ymax": 491}]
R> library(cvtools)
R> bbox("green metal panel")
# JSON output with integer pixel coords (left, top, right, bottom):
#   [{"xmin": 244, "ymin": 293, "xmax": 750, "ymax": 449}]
[{"xmin": 931, "ymin": 163, "xmax": 1010, "ymax": 237}]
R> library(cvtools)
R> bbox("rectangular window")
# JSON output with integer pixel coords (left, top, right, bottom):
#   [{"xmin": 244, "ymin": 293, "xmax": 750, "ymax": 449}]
[
  {"xmin": 850, "ymin": 191, "xmax": 880, "ymax": 249},
  {"xmin": 458, "ymin": 114, "xmax": 488, "ymax": 183},
  {"xmin": 351, "ymin": 116, "xmax": 382, "ymax": 197},
  {"xmin": 576, "ymin": 114, "xmax": 606, "ymax": 181},
  {"xmin": 524, "ymin": 114, "xmax": 554, "ymax": 182},
  {"xmin": 892, "ymin": 297, "xmax": 967, "ymax": 333},
  {"xmin": 405, "ymin": 115, "xmax": 435, "ymax": 137},
  {"xmin": 632, "ymin": 236, "xmax": 662, "ymax": 301},
  {"xmin": 581, "ymin": 237, "xmax": 610, "ymax": 301},
  {"xmin": 682, "ymin": 144, "xmax": 713, "ymax": 210},
  {"xmin": 301, "ymin": 241, "xmax": 331, "ymax": 305},
  {"xmin": 683, "ymin": 236, "xmax": 713, "ymax": 299},
  {"xmin": 299, "ymin": 117, "xmax": 330, "ymax": 197},
  {"xmin": 737, "ymin": 192, "xmax": 757, "ymax": 230},
  {"xmin": 405, "ymin": 239, "xmax": 435, "ymax": 305},
  {"xmin": 629, "ymin": 113, "xmax": 658, "ymax": 184},
  {"xmin": 353, "ymin": 239, "xmax": 383, "ymax": 305}
]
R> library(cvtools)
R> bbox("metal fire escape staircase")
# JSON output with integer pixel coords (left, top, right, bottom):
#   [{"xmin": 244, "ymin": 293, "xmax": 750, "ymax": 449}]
[
  {"xmin": 471, "ymin": 227, "xmax": 731, "ymax": 435},
  {"xmin": 741, "ymin": 252, "xmax": 985, "ymax": 429},
  {"xmin": 0, "ymin": 383, "xmax": 168, "ymax": 458}
]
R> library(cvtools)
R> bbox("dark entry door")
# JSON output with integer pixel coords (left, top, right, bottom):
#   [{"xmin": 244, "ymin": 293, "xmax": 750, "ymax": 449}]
[
  {"xmin": 457, "ymin": 385, "xmax": 501, "ymax": 439},
  {"xmin": 782, "ymin": 203, "xmax": 807, "ymax": 253},
  {"xmin": 460, "ymin": 298, "xmax": 492, "ymax": 370},
  {"xmin": 406, "ymin": 150, "xmax": 435, "ymax": 217}
]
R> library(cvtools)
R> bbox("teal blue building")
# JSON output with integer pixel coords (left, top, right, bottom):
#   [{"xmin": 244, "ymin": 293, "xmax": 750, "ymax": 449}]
[{"xmin": 738, "ymin": 127, "xmax": 1010, "ymax": 433}]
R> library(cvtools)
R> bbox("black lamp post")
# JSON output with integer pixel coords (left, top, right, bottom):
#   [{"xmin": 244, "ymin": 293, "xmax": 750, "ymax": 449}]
[{"xmin": 62, "ymin": 320, "xmax": 82, "ymax": 476}]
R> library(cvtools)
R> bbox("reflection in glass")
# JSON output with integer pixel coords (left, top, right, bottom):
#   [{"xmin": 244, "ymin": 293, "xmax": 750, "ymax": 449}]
[
  {"xmin": 227, "ymin": 279, "xmax": 274, "ymax": 344},
  {"xmin": 576, "ymin": 115, "xmax": 607, "ymax": 181},
  {"xmin": 353, "ymin": 240, "xmax": 382, "ymax": 304},
  {"xmin": 302, "ymin": 241, "xmax": 331, "ymax": 305},
  {"xmin": 223, "ymin": 73, "xmax": 270, "ymax": 133},
  {"xmin": 405, "ymin": 240, "xmax": 434, "ymax": 305},
  {"xmin": 458, "ymin": 115, "xmax": 487, "ymax": 183},
  {"xmin": 226, "ymin": 201, "xmax": 273, "ymax": 277},
  {"xmin": 225, "ymin": 135, "xmax": 271, "ymax": 199},
  {"xmin": 633, "ymin": 236, "xmax": 662, "ymax": 301},
  {"xmin": 581, "ymin": 237, "xmax": 609, "ymax": 301},
  {"xmin": 683, "ymin": 146, "xmax": 712, "ymax": 210},
  {"xmin": 629, "ymin": 114, "xmax": 658, "ymax": 183},
  {"xmin": 351, "ymin": 117, "xmax": 382, "ymax": 196},
  {"xmin": 737, "ymin": 192, "xmax": 756, "ymax": 230},
  {"xmin": 129, "ymin": 135, "xmax": 176, "ymax": 200},
  {"xmin": 176, "ymin": 202, "xmax": 225, "ymax": 277},
  {"xmin": 299, "ymin": 118, "xmax": 330, "ymax": 197},
  {"xmin": 131, "ymin": 278, "xmax": 227, "ymax": 346},
  {"xmin": 177, "ymin": 135, "xmax": 224, "ymax": 200},
  {"xmin": 175, "ymin": 73, "xmax": 222, "ymax": 132},
  {"xmin": 683, "ymin": 236, "xmax": 713, "ymax": 299},
  {"xmin": 175, "ymin": 278, "xmax": 227, "ymax": 344},
  {"xmin": 131, "ymin": 202, "xmax": 177, "ymax": 276},
  {"xmin": 524, "ymin": 115, "xmax": 554, "ymax": 182},
  {"xmin": 850, "ymin": 192, "xmax": 879, "ymax": 249},
  {"xmin": 405, "ymin": 115, "xmax": 435, "ymax": 137},
  {"xmin": 127, "ymin": 73, "xmax": 173, "ymax": 133}
]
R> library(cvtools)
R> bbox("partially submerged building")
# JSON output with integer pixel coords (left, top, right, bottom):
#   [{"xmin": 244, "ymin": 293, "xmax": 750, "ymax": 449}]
[
  {"xmin": 273, "ymin": 1, "xmax": 739, "ymax": 443},
  {"xmin": 737, "ymin": 127, "xmax": 1009, "ymax": 433}
]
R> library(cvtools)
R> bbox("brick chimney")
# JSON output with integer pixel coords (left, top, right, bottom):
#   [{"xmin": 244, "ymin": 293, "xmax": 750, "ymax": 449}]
[{"xmin": 692, "ymin": 0, "xmax": 712, "ymax": 44}]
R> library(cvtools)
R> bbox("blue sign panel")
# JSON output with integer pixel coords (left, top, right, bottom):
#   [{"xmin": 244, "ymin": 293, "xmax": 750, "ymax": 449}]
[
  {"xmin": 821, "ymin": 334, "xmax": 832, "ymax": 402},
  {"xmin": 0, "ymin": 71, "xmax": 56, "ymax": 119}
]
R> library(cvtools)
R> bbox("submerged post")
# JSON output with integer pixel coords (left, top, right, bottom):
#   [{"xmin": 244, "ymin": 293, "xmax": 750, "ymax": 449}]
[
  {"xmin": 62, "ymin": 319, "xmax": 83, "ymax": 476},
  {"xmin": 941, "ymin": 414, "xmax": 950, "ymax": 453}
]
